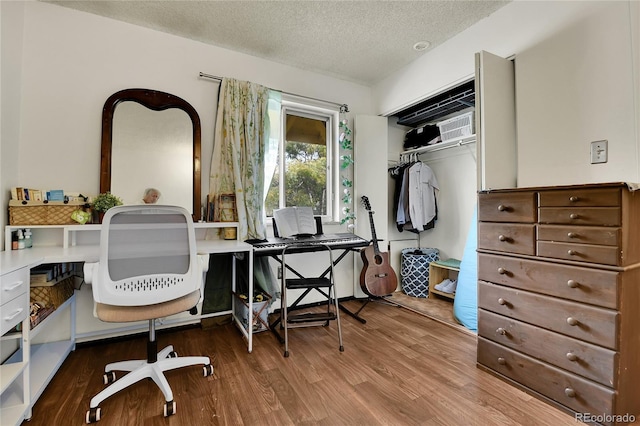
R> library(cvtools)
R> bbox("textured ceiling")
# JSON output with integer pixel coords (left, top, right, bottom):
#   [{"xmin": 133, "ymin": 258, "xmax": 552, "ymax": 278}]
[{"xmin": 45, "ymin": 0, "xmax": 510, "ymax": 85}]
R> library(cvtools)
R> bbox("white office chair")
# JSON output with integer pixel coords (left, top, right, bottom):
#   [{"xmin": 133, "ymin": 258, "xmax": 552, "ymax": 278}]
[{"xmin": 83, "ymin": 205, "xmax": 213, "ymax": 423}]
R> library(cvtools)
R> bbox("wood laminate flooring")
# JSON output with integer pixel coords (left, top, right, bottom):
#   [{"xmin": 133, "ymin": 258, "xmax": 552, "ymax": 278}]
[{"xmin": 24, "ymin": 300, "xmax": 576, "ymax": 425}]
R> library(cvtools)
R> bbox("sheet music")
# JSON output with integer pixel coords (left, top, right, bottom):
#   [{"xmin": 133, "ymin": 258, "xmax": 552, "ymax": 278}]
[{"xmin": 273, "ymin": 206, "xmax": 316, "ymax": 237}]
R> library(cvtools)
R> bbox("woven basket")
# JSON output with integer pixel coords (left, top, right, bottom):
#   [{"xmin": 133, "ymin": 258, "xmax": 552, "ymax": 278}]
[
  {"xmin": 9, "ymin": 200, "xmax": 86, "ymax": 225},
  {"xmin": 30, "ymin": 276, "xmax": 75, "ymax": 308}
]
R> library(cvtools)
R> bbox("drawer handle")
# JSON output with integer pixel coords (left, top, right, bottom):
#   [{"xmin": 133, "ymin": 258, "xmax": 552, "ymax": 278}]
[
  {"xmin": 4, "ymin": 307, "xmax": 24, "ymax": 321},
  {"xmin": 569, "ymin": 213, "xmax": 579, "ymax": 220},
  {"xmin": 567, "ymin": 250, "xmax": 578, "ymax": 256},
  {"xmin": 497, "ymin": 204, "xmax": 507, "ymax": 212},
  {"xmin": 3, "ymin": 280, "xmax": 24, "ymax": 291},
  {"xmin": 567, "ymin": 280, "xmax": 579, "ymax": 288},
  {"xmin": 567, "ymin": 317, "xmax": 579, "ymax": 326},
  {"xmin": 498, "ymin": 298, "xmax": 507, "ymax": 306},
  {"xmin": 497, "ymin": 357, "xmax": 506, "ymax": 365},
  {"xmin": 497, "ymin": 267, "xmax": 507, "ymax": 275},
  {"xmin": 566, "ymin": 352, "xmax": 578, "ymax": 362},
  {"xmin": 569, "ymin": 196, "xmax": 579, "ymax": 203},
  {"xmin": 564, "ymin": 388, "xmax": 576, "ymax": 398},
  {"xmin": 498, "ymin": 235, "xmax": 508, "ymax": 242},
  {"xmin": 496, "ymin": 327, "xmax": 508, "ymax": 336},
  {"xmin": 567, "ymin": 232, "xmax": 578, "ymax": 238}
]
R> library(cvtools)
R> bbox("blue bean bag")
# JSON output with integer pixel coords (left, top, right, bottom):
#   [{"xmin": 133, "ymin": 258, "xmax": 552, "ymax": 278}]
[{"xmin": 453, "ymin": 206, "xmax": 478, "ymax": 331}]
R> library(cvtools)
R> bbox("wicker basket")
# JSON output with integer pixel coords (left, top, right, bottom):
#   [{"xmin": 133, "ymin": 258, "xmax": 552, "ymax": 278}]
[
  {"xmin": 30, "ymin": 276, "xmax": 76, "ymax": 308},
  {"xmin": 9, "ymin": 200, "xmax": 87, "ymax": 225}
]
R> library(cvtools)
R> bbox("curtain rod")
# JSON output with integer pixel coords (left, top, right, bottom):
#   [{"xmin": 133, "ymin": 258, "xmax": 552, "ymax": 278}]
[{"xmin": 198, "ymin": 72, "xmax": 348, "ymax": 113}]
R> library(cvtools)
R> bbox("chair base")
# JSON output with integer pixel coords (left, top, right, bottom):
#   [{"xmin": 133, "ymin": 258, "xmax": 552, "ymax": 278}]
[{"xmin": 86, "ymin": 344, "xmax": 212, "ymax": 423}]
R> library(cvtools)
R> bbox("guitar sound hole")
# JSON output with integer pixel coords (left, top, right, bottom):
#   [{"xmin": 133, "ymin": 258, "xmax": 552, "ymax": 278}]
[{"xmin": 374, "ymin": 255, "xmax": 383, "ymax": 265}]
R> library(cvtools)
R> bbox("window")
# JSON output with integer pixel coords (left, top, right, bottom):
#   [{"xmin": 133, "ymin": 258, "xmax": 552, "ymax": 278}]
[{"xmin": 264, "ymin": 99, "xmax": 339, "ymax": 221}]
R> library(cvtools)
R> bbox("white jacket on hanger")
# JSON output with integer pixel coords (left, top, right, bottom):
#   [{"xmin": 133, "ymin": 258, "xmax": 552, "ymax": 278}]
[{"xmin": 408, "ymin": 162, "xmax": 439, "ymax": 231}]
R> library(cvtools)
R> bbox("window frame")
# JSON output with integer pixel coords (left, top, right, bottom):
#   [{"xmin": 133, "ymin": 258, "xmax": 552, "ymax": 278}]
[{"xmin": 271, "ymin": 97, "xmax": 340, "ymax": 222}]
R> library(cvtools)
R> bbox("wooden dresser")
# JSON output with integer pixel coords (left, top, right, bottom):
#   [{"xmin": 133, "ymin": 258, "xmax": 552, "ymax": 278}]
[{"xmin": 477, "ymin": 183, "xmax": 640, "ymax": 425}]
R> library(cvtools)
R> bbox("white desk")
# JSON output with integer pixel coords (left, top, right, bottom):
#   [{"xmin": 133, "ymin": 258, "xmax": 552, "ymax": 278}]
[{"xmin": 1, "ymin": 225, "xmax": 254, "ymax": 426}]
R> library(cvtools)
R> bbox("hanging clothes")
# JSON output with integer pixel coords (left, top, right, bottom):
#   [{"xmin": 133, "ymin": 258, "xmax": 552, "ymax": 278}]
[
  {"xmin": 408, "ymin": 161, "xmax": 439, "ymax": 231},
  {"xmin": 388, "ymin": 159, "xmax": 438, "ymax": 233}
]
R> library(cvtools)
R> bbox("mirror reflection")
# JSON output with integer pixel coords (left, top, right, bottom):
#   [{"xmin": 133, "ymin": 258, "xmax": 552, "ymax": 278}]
[{"xmin": 111, "ymin": 102, "xmax": 192, "ymax": 208}]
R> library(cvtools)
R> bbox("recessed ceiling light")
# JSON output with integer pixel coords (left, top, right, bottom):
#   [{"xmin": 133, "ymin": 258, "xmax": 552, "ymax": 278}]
[{"xmin": 413, "ymin": 41, "xmax": 431, "ymax": 52}]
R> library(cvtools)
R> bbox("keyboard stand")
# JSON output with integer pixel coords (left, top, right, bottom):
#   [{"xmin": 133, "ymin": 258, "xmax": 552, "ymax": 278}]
[{"xmin": 265, "ymin": 246, "xmax": 366, "ymax": 342}]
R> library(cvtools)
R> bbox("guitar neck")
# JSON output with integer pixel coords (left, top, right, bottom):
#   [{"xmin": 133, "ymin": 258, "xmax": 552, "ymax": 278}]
[{"xmin": 368, "ymin": 211, "xmax": 380, "ymax": 254}]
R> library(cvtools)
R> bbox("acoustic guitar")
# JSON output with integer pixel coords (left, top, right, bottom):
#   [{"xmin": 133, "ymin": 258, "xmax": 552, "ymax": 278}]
[{"xmin": 359, "ymin": 196, "xmax": 398, "ymax": 297}]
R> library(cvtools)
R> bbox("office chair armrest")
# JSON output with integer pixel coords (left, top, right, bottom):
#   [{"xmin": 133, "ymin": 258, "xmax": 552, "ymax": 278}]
[{"xmin": 83, "ymin": 262, "xmax": 99, "ymax": 284}]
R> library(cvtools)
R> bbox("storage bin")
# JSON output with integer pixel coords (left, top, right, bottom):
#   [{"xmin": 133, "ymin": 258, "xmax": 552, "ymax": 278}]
[
  {"xmin": 9, "ymin": 200, "xmax": 87, "ymax": 225},
  {"xmin": 233, "ymin": 292, "xmax": 271, "ymax": 333},
  {"xmin": 437, "ymin": 111, "xmax": 474, "ymax": 143},
  {"xmin": 400, "ymin": 248, "xmax": 439, "ymax": 298}
]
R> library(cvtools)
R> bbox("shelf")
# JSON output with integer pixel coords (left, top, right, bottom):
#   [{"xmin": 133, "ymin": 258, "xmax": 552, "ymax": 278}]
[
  {"xmin": 31, "ymin": 294, "xmax": 74, "ymax": 340},
  {"xmin": 428, "ymin": 259, "xmax": 460, "ymax": 301},
  {"xmin": 1, "ymin": 362, "xmax": 28, "ymax": 394},
  {"xmin": 5, "ymin": 340, "xmax": 74, "ymax": 406},
  {"xmin": 401, "ymin": 136, "xmax": 476, "ymax": 157}
]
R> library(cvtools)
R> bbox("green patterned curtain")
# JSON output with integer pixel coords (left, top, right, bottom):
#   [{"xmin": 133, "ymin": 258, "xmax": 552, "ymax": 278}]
[
  {"xmin": 210, "ymin": 78, "xmax": 272, "ymax": 240},
  {"xmin": 208, "ymin": 78, "xmax": 280, "ymax": 301}
]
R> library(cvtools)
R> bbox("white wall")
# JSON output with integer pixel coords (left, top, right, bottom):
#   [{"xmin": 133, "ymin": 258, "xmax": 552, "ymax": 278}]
[
  {"xmin": 1, "ymin": 1, "xmax": 25, "ymax": 247},
  {"xmin": 516, "ymin": 1, "xmax": 640, "ymax": 186}
]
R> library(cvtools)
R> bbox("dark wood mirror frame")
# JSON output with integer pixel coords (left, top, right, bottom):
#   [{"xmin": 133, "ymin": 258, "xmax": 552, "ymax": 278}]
[{"xmin": 100, "ymin": 88, "xmax": 202, "ymax": 221}]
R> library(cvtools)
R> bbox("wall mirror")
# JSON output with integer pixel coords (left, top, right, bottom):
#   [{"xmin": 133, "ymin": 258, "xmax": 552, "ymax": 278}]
[{"xmin": 101, "ymin": 88, "xmax": 201, "ymax": 220}]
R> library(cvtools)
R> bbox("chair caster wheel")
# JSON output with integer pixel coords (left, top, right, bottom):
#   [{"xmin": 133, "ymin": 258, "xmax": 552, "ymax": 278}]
[
  {"xmin": 168, "ymin": 351, "xmax": 178, "ymax": 358},
  {"xmin": 284, "ymin": 351, "xmax": 289, "ymax": 357},
  {"xmin": 339, "ymin": 345, "xmax": 345, "ymax": 352},
  {"xmin": 163, "ymin": 400, "xmax": 176, "ymax": 417},
  {"xmin": 103, "ymin": 371, "xmax": 116, "ymax": 385},
  {"xmin": 86, "ymin": 407, "xmax": 101, "ymax": 423},
  {"xmin": 203, "ymin": 364, "xmax": 214, "ymax": 377}
]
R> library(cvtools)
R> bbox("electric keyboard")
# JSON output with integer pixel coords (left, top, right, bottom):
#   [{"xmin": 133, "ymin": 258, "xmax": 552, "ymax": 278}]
[{"xmin": 251, "ymin": 233, "xmax": 369, "ymax": 255}]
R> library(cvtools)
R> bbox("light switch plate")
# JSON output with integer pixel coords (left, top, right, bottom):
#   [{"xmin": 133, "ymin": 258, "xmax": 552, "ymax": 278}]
[{"xmin": 591, "ymin": 140, "xmax": 608, "ymax": 164}]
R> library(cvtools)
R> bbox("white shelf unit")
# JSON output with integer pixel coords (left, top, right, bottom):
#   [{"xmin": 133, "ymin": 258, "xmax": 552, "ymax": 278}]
[
  {"xmin": 0, "ymin": 317, "xmax": 30, "ymax": 426},
  {"xmin": 5, "ymin": 221, "xmax": 238, "ymax": 249},
  {"xmin": 3, "ymin": 295, "xmax": 75, "ymax": 424}
]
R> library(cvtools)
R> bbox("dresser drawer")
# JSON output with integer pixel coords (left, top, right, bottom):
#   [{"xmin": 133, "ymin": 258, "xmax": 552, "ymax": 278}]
[
  {"xmin": 478, "ymin": 310, "xmax": 617, "ymax": 387},
  {"xmin": 538, "ymin": 207, "xmax": 621, "ymax": 226},
  {"xmin": 539, "ymin": 187, "xmax": 621, "ymax": 207},
  {"xmin": 477, "ymin": 223, "xmax": 535, "ymax": 255},
  {"xmin": 1, "ymin": 291, "xmax": 29, "ymax": 335},
  {"xmin": 537, "ymin": 225, "xmax": 620, "ymax": 246},
  {"xmin": 537, "ymin": 241, "xmax": 620, "ymax": 266},
  {"xmin": 1, "ymin": 267, "xmax": 29, "ymax": 305},
  {"xmin": 478, "ymin": 281, "xmax": 619, "ymax": 349},
  {"xmin": 478, "ymin": 338, "xmax": 615, "ymax": 418},
  {"xmin": 477, "ymin": 254, "xmax": 618, "ymax": 309},
  {"xmin": 478, "ymin": 191, "xmax": 536, "ymax": 223}
]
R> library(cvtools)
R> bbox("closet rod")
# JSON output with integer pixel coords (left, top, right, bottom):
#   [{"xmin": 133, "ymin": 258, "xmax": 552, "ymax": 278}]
[{"xmin": 198, "ymin": 72, "xmax": 348, "ymax": 112}]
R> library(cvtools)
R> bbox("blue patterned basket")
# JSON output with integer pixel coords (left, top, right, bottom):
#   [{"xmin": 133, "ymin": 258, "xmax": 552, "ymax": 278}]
[{"xmin": 400, "ymin": 248, "xmax": 439, "ymax": 298}]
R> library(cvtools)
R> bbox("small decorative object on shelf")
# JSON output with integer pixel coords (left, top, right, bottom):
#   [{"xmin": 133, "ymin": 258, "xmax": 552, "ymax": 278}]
[
  {"xmin": 91, "ymin": 192, "xmax": 123, "ymax": 223},
  {"xmin": 214, "ymin": 193, "xmax": 238, "ymax": 239}
]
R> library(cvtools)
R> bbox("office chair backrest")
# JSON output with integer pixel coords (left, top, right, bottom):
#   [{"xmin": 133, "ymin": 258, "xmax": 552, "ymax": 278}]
[{"xmin": 92, "ymin": 205, "xmax": 199, "ymax": 307}]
